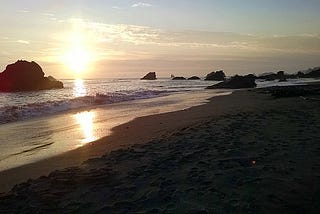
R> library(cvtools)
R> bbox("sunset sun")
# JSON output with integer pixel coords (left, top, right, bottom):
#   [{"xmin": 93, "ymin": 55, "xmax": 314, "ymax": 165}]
[{"xmin": 63, "ymin": 46, "xmax": 91, "ymax": 73}]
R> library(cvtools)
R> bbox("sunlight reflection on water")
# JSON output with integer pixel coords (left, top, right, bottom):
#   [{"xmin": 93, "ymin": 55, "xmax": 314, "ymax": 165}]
[
  {"xmin": 75, "ymin": 111, "xmax": 96, "ymax": 145},
  {"xmin": 73, "ymin": 79, "xmax": 87, "ymax": 97}
]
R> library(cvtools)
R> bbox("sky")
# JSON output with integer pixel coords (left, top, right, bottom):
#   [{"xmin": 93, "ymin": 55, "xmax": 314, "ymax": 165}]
[{"xmin": 0, "ymin": 0, "xmax": 320, "ymax": 78}]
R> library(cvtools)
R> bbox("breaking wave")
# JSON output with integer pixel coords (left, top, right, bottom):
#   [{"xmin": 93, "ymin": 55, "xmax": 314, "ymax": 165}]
[{"xmin": 0, "ymin": 90, "xmax": 171, "ymax": 124}]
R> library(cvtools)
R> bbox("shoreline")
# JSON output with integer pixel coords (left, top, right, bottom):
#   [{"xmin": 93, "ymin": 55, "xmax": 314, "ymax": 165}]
[
  {"xmin": 0, "ymin": 90, "xmax": 230, "ymax": 172},
  {"xmin": 0, "ymin": 89, "xmax": 233, "ymax": 192},
  {"xmin": 1, "ymin": 86, "xmax": 320, "ymax": 212}
]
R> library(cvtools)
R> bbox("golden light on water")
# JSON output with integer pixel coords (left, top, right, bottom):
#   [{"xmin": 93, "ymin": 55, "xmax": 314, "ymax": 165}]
[
  {"xmin": 75, "ymin": 111, "xmax": 96, "ymax": 144},
  {"xmin": 73, "ymin": 79, "xmax": 87, "ymax": 97}
]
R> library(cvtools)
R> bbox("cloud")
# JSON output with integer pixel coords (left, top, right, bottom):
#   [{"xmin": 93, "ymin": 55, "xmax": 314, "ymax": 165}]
[
  {"xmin": 256, "ymin": 34, "xmax": 320, "ymax": 52},
  {"xmin": 40, "ymin": 18, "xmax": 320, "ymax": 76},
  {"xmin": 67, "ymin": 19, "xmax": 161, "ymax": 45},
  {"xmin": 16, "ymin": 40, "xmax": 30, "ymax": 44},
  {"xmin": 62, "ymin": 19, "xmax": 320, "ymax": 55},
  {"xmin": 131, "ymin": 2, "xmax": 152, "ymax": 8}
]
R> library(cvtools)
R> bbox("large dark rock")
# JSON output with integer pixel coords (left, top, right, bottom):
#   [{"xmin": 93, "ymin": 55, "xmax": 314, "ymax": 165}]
[
  {"xmin": 207, "ymin": 74, "xmax": 256, "ymax": 89},
  {"xmin": 256, "ymin": 67, "xmax": 320, "ymax": 80},
  {"xmin": 278, "ymin": 77, "xmax": 287, "ymax": 82},
  {"xmin": 205, "ymin": 70, "xmax": 226, "ymax": 81},
  {"xmin": 304, "ymin": 67, "xmax": 320, "ymax": 78},
  {"xmin": 141, "ymin": 72, "xmax": 156, "ymax": 80},
  {"xmin": 277, "ymin": 71, "xmax": 285, "ymax": 78},
  {"xmin": 257, "ymin": 72, "xmax": 277, "ymax": 81},
  {"xmin": 172, "ymin": 76, "xmax": 186, "ymax": 80},
  {"xmin": 0, "ymin": 60, "xmax": 63, "ymax": 92},
  {"xmin": 297, "ymin": 71, "xmax": 305, "ymax": 78},
  {"xmin": 188, "ymin": 76, "xmax": 201, "ymax": 80}
]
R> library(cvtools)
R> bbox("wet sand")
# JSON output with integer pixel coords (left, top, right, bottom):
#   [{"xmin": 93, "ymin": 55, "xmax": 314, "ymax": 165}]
[
  {"xmin": 1, "ymin": 88, "xmax": 320, "ymax": 213},
  {"xmin": 0, "ymin": 90, "xmax": 230, "ymax": 191},
  {"xmin": 0, "ymin": 90, "xmax": 230, "ymax": 172}
]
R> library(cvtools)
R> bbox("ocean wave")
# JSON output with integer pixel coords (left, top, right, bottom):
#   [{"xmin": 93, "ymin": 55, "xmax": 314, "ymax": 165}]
[{"xmin": 0, "ymin": 90, "xmax": 170, "ymax": 124}]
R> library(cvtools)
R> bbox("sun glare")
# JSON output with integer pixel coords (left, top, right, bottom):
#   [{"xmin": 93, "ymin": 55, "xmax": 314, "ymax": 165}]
[
  {"xmin": 63, "ymin": 46, "xmax": 91, "ymax": 73},
  {"xmin": 75, "ymin": 111, "xmax": 96, "ymax": 145},
  {"xmin": 73, "ymin": 79, "xmax": 87, "ymax": 97},
  {"xmin": 61, "ymin": 24, "xmax": 92, "ymax": 75}
]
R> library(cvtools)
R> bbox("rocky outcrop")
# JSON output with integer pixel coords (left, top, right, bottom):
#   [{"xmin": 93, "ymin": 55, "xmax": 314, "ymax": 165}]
[
  {"xmin": 187, "ymin": 76, "xmax": 201, "ymax": 80},
  {"xmin": 207, "ymin": 74, "xmax": 256, "ymax": 89},
  {"xmin": 0, "ymin": 60, "xmax": 63, "ymax": 92},
  {"xmin": 141, "ymin": 72, "xmax": 157, "ymax": 80},
  {"xmin": 302, "ymin": 67, "xmax": 320, "ymax": 78},
  {"xmin": 257, "ymin": 71, "xmax": 286, "ymax": 81},
  {"xmin": 297, "ymin": 71, "xmax": 305, "ymax": 78},
  {"xmin": 292, "ymin": 67, "xmax": 320, "ymax": 79},
  {"xmin": 172, "ymin": 76, "xmax": 186, "ymax": 80},
  {"xmin": 278, "ymin": 78, "xmax": 287, "ymax": 82},
  {"xmin": 205, "ymin": 70, "xmax": 226, "ymax": 81},
  {"xmin": 257, "ymin": 68, "xmax": 320, "ymax": 81}
]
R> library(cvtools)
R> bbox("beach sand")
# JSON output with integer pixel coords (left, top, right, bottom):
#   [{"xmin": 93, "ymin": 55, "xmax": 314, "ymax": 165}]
[{"xmin": 1, "ymin": 88, "xmax": 320, "ymax": 213}]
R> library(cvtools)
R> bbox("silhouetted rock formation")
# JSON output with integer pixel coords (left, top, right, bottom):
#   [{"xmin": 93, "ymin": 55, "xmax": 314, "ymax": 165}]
[
  {"xmin": 277, "ymin": 71, "xmax": 285, "ymax": 78},
  {"xmin": 257, "ymin": 71, "xmax": 285, "ymax": 81},
  {"xmin": 141, "ymin": 72, "xmax": 156, "ymax": 80},
  {"xmin": 286, "ymin": 67, "xmax": 320, "ymax": 79},
  {"xmin": 0, "ymin": 60, "xmax": 63, "ymax": 92},
  {"xmin": 207, "ymin": 74, "xmax": 256, "ymax": 89},
  {"xmin": 172, "ymin": 76, "xmax": 186, "ymax": 80},
  {"xmin": 205, "ymin": 70, "xmax": 226, "ymax": 81},
  {"xmin": 297, "ymin": 71, "xmax": 305, "ymax": 78},
  {"xmin": 278, "ymin": 78, "xmax": 287, "ymax": 82},
  {"xmin": 257, "ymin": 68, "xmax": 320, "ymax": 81},
  {"xmin": 302, "ymin": 67, "xmax": 320, "ymax": 78},
  {"xmin": 188, "ymin": 76, "xmax": 201, "ymax": 80}
]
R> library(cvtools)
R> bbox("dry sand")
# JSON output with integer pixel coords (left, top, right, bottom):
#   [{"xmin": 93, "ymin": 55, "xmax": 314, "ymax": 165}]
[{"xmin": 1, "ymin": 88, "xmax": 320, "ymax": 213}]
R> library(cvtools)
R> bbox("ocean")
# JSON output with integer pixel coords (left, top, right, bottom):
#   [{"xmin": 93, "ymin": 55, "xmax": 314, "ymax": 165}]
[
  {"xmin": 0, "ymin": 78, "xmax": 214, "ymax": 124},
  {"xmin": 0, "ymin": 78, "xmax": 221, "ymax": 171},
  {"xmin": 0, "ymin": 78, "xmax": 317, "ymax": 171}
]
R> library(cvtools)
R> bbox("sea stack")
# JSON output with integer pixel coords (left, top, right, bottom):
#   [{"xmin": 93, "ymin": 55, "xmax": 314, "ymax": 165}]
[
  {"xmin": 141, "ymin": 72, "xmax": 157, "ymax": 80},
  {"xmin": 0, "ymin": 60, "xmax": 63, "ymax": 92},
  {"xmin": 207, "ymin": 74, "xmax": 256, "ymax": 89},
  {"xmin": 205, "ymin": 70, "xmax": 226, "ymax": 81},
  {"xmin": 188, "ymin": 76, "xmax": 201, "ymax": 80}
]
